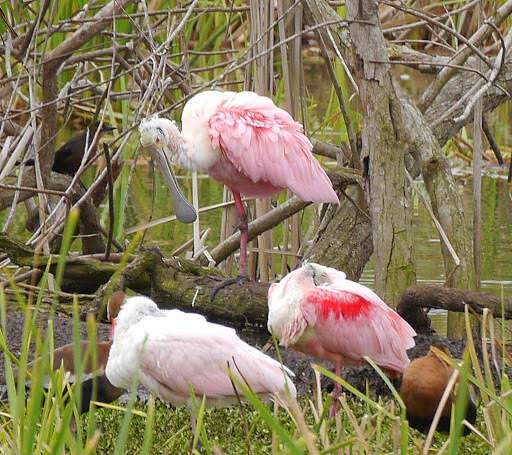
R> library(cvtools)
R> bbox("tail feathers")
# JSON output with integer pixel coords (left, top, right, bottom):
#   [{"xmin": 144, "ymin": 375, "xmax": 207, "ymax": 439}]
[
  {"xmin": 406, "ymin": 396, "xmax": 477, "ymax": 436},
  {"xmin": 15, "ymin": 159, "xmax": 35, "ymax": 166}
]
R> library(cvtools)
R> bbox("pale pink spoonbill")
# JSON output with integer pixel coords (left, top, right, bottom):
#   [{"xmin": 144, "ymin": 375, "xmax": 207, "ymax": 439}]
[
  {"xmin": 267, "ymin": 263, "xmax": 416, "ymax": 417},
  {"xmin": 105, "ymin": 294, "xmax": 296, "ymax": 440},
  {"xmin": 139, "ymin": 90, "xmax": 339, "ymax": 284}
]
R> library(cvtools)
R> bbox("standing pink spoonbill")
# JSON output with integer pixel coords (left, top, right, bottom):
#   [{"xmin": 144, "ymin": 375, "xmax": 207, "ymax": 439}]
[
  {"xmin": 139, "ymin": 90, "xmax": 339, "ymax": 288},
  {"xmin": 105, "ymin": 294, "xmax": 296, "ymax": 443},
  {"xmin": 267, "ymin": 263, "xmax": 416, "ymax": 417}
]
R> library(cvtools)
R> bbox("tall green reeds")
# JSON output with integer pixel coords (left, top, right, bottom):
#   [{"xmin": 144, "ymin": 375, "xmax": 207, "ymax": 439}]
[
  {"xmin": 3, "ymin": 250, "xmax": 512, "ymax": 453},
  {"xmin": 0, "ymin": 211, "xmax": 145, "ymax": 454}
]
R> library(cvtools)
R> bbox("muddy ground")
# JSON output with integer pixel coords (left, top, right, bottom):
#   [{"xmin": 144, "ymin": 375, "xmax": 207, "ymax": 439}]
[{"xmin": 0, "ymin": 309, "xmax": 473, "ymax": 400}]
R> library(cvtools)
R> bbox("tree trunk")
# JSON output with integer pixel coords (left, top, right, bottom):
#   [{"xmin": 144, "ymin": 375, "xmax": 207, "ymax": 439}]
[
  {"xmin": 393, "ymin": 83, "xmax": 475, "ymax": 338},
  {"xmin": 304, "ymin": 191, "xmax": 373, "ymax": 281},
  {"xmin": 346, "ymin": 0, "xmax": 416, "ymax": 305},
  {"xmin": 306, "ymin": 1, "xmax": 476, "ymax": 333}
]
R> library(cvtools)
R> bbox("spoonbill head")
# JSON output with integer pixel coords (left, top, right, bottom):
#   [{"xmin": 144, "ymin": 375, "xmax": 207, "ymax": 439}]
[
  {"xmin": 138, "ymin": 118, "xmax": 197, "ymax": 224},
  {"xmin": 109, "ymin": 294, "xmax": 160, "ymax": 332}
]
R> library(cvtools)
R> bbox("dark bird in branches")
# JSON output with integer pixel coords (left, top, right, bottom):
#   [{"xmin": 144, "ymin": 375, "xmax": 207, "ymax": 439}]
[{"xmin": 18, "ymin": 123, "xmax": 115, "ymax": 175}]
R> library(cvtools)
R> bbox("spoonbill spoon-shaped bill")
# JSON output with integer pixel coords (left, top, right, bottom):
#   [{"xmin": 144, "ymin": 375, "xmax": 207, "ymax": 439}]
[
  {"xmin": 267, "ymin": 262, "xmax": 416, "ymax": 417},
  {"xmin": 105, "ymin": 295, "xmax": 296, "ymax": 435},
  {"xmin": 400, "ymin": 344, "xmax": 476, "ymax": 435},
  {"xmin": 139, "ymin": 90, "xmax": 339, "ymax": 278},
  {"xmin": 139, "ymin": 120, "xmax": 197, "ymax": 224}
]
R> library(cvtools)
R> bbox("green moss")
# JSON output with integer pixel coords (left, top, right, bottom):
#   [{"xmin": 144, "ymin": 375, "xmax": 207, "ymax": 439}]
[{"xmin": 79, "ymin": 393, "xmax": 488, "ymax": 455}]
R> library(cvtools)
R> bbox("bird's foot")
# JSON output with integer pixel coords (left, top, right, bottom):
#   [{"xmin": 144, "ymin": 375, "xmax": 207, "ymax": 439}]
[{"xmin": 209, "ymin": 274, "xmax": 250, "ymax": 301}]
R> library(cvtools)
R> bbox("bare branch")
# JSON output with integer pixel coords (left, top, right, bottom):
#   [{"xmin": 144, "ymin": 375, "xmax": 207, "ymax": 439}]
[
  {"xmin": 45, "ymin": 0, "xmax": 138, "ymax": 68},
  {"xmin": 416, "ymin": 0, "xmax": 512, "ymax": 111}
]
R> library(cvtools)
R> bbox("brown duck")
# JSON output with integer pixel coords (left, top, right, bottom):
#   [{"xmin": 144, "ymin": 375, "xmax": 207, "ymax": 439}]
[{"xmin": 400, "ymin": 344, "xmax": 476, "ymax": 435}]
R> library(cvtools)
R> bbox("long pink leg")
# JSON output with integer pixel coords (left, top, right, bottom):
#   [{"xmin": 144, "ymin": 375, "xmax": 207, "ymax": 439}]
[
  {"xmin": 329, "ymin": 363, "xmax": 342, "ymax": 418},
  {"xmin": 232, "ymin": 190, "xmax": 248, "ymax": 277},
  {"xmin": 209, "ymin": 190, "xmax": 249, "ymax": 300}
]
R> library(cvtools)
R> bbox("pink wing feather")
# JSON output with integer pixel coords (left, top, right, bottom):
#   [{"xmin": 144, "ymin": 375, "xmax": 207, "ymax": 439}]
[
  {"xmin": 301, "ymin": 286, "xmax": 416, "ymax": 373},
  {"xmin": 209, "ymin": 92, "xmax": 339, "ymax": 203},
  {"xmin": 139, "ymin": 322, "xmax": 295, "ymax": 401}
]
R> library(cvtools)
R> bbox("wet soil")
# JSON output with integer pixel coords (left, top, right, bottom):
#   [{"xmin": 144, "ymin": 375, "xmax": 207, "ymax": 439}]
[{"xmin": 0, "ymin": 310, "xmax": 470, "ymax": 399}]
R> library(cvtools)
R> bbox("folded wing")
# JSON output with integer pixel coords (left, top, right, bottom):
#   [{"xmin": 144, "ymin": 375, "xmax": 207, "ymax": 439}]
[{"xmin": 209, "ymin": 92, "xmax": 339, "ymax": 204}]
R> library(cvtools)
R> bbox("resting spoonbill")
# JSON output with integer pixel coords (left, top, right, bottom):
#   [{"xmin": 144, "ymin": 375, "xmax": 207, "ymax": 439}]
[
  {"xmin": 400, "ymin": 344, "xmax": 476, "ymax": 435},
  {"xmin": 139, "ymin": 90, "xmax": 339, "ymax": 288},
  {"xmin": 105, "ymin": 294, "xmax": 296, "ymax": 440},
  {"xmin": 267, "ymin": 263, "xmax": 416, "ymax": 417}
]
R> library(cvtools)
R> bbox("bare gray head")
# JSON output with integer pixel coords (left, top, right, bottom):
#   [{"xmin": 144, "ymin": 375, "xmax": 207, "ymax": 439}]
[
  {"xmin": 138, "ymin": 117, "xmax": 197, "ymax": 223},
  {"xmin": 302, "ymin": 263, "xmax": 330, "ymax": 287}
]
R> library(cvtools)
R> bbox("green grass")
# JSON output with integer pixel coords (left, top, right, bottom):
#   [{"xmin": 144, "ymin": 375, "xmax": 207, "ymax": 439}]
[
  {"xmin": 0, "ymin": 224, "xmax": 510, "ymax": 454},
  {"xmin": 0, "ymin": 288, "xmax": 509, "ymax": 455},
  {"xmin": 81, "ymin": 392, "xmax": 489, "ymax": 454}
]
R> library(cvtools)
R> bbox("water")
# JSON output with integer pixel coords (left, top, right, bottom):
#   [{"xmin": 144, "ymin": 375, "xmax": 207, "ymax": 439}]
[{"xmin": 359, "ymin": 175, "xmax": 512, "ymax": 336}]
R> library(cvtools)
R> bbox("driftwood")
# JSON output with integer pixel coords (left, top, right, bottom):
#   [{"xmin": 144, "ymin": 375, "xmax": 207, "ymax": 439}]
[{"xmin": 397, "ymin": 285, "xmax": 512, "ymax": 334}]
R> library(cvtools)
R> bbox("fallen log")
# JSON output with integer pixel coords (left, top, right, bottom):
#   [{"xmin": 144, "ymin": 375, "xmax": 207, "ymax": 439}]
[
  {"xmin": 397, "ymin": 285, "xmax": 512, "ymax": 334},
  {"xmin": 0, "ymin": 234, "xmax": 270, "ymax": 327},
  {"xmin": 5, "ymin": 233, "xmax": 510, "ymax": 334},
  {"xmin": 147, "ymin": 253, "xmax": 270, "ymax": 327}
]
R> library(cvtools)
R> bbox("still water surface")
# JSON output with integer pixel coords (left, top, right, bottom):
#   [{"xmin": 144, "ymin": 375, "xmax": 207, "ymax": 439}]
[{"xmin": 360, "ymin": 175, "xmax": 512, "ymax": 336}]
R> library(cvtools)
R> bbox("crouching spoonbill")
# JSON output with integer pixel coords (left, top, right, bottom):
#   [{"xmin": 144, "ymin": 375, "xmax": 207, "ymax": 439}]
[
  {"xmin": 105, "ymin": 293, "xmax": 296, "ymax": 442},
  {"xmin": 267, "ymin": 263, "xmax": 416, "ymax": 417},
  {"xmin": 139, "ymin": 91, "xmax": 339, "ymax": 293}
]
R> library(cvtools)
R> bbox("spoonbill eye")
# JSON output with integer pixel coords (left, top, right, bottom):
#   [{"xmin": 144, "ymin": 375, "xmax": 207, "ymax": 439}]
[{"xmin": 155, "ymin": 137, "xmax": 160, "ymax": 143}]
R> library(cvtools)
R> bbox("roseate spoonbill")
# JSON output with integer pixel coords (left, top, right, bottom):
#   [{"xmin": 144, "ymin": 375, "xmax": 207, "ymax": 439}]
[
  {"xmin": 18, "ymin": 123, "xmax": 115, "ymax": 175},
  {"xmin": 267, "ymin": 262, "xmax": 416, "ymax": 417},
  {"xmin": 138, "ymin": 91, "xmax": 339, "ymax": 287},
  {"xmin": 400, "ymin": 344, "xmax": 476, "ymax": 435},
  {"xmin": 105, "ymin": 294, "xmax": 296, "ymax": 441}
]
